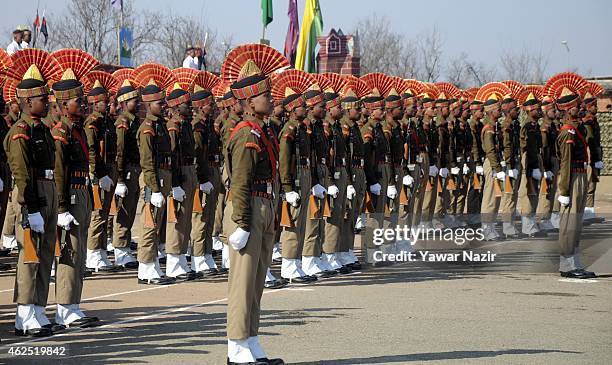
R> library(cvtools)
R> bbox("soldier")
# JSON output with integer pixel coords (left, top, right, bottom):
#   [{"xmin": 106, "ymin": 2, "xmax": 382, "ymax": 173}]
[
  {"xmin": 275, "ymin": 71, "xmax": 319, "ymax": 282},
  {"xmin": 5, "ymin": 54, "xmax": 59, "ymax": 337},
  {"xmin": 222, "ymin": 44, "xmax": 285, "ymax": 365},
  {"xmin": 165, "ymin": 82, "xmax": 196, "ymax": 280},
  {"xmin": 339, "ymin": 89, "xmax": 365, "ymax": 269},
  {"xmin": 499, "ymin": 94, "xmax": 522, "ymax": 238},
  {"xmin": 418, "ymin": 93, "xmax": 439, "ymax": 229},
  {"xmin": 518, "ymin": 92, "xmax": 547, "ymax": 237},
  {"xmin": 549, "ymin": 76, "xmax": 596, "ymax": 279},
  {"xmin": 133, "ymin": 64, "xmax": 176, "ymax": 285},
  {"xmin": 400, "ymin": 88, "xmax": 424, "ymax": 231},
  {"xmin": 448, "ymin": 97, "xmax": 471, "ymax": 227},
  {"xmin": 111, "ymin": 79, "xmax": 141, "ymax": 269},
  {"xmin": 582, "ymin": 84, "xmax": 604, "ymax": 223},
  {"xmin": 478, "ymin": 85, "xmax": 506, "ymax": 241},
  {"xmin": 2, "ymin": 96, "xmax": 21, "ymax": 251},
  {"xmin": 433, "ymin": 93, "xmax": 451, "ymax": 228},
  {"xmin": 51, "ymin": 56, "xmax": 100, "ymax": 327},
  {"xmin": 536, "ymin": 95, "xmax": 559, "ymax": 231},
  {"xmin": 301, "ymin": 86, "xmax": 332, "ymax": 275},
  {"xmin": 466, "ymin": 100, "xmax": 485, "ymax": 226},
  {"xmin": 190, "ymin": 82, "xmax": 221, "ymax": 277},
  {"xmin": 84, "ymin": 74, "xmax": 122, "ymax": 272}
]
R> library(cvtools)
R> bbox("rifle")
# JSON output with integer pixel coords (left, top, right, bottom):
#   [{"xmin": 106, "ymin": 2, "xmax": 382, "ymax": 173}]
[
  {"xmin": 92, "ymin": 183, "xmax": 103, "ymax": 210},
  {"xmin": 109, "ymin": 195, "xmax": 120, "ymax": 216},
  {"xmin": 143, "ymin": 186, "xmax": 157, "ymax": 229},
  {"xmin": 504, "ymin": 175, "xmax": 513, "ymax": 193},
  {"xmin": 322, "ymin": 194, "xmax": 332, "ymax": 218},
  {"xmin": 193, "ymin": 186, "xmax": 203, "ymax": 213},
  {"xmin": 280, "ymin": 199, "xmax": 294, "ymax": 228},
  {"xmin": 55, "ymin": 226, "xmax": 71, "ymax": 259},
  {"xmin": 363, "ymin": 191, "xmax": 376, "ymax": 213},
  {"xmin": 21, "ymin": 207, "xmax": 39, "ymax": 264},
  {"xmin": 167, "ymin": 195, "xmax": 178, "ymax": 223},
  {"xmin": 446, "ymin": 174, "xmax": 456, "ymax": 191},
  {"xmin": 308, "ymin": 194, "xmax": 320, "ymax": 219},
  {"xmin": 541, "ymin": 177, "xmax": 549, "ymax": 196}
]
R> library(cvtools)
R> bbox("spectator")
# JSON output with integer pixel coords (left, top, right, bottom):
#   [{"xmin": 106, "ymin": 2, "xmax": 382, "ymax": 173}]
[
  {"xmin": 182, "ymin": 45, "xmax": 198, "ymax": 69},
  {"xmin": 6, "ymin": 28, "xmax": 23, "ymax": 55},
  {"xmin": 21, "ymin": 28, "xmax": 31, "ymax": 49},
  {"xmin": 195, "ymin": 45, "xmax": 207, "ymax": 71}
]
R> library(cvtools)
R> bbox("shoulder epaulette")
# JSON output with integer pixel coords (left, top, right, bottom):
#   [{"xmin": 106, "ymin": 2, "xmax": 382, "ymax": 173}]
[{"xmin": 245, "ymin": 141, "xmax": 262, "ymax": 152}]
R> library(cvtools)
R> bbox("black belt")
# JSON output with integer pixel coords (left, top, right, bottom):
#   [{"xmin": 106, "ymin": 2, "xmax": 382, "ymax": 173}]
[
  {"xmin": 182, "ymin": 157, "xmax": 196, "ymax": 166},
  {"xmin": 252, "ymin": 179, "xmax": 274, "ymax": 200}
]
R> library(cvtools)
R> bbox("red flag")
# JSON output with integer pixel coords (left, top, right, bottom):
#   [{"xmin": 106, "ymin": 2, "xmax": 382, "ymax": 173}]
[{"xmin": 32, "ymin": 10, "xmax": 40, "ymax": 46}]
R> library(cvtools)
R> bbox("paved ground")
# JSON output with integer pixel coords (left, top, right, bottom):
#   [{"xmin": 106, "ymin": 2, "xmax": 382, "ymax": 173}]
[{"xmin": 0, "ymin": 178, "xmax": 611, "ymax": 365}]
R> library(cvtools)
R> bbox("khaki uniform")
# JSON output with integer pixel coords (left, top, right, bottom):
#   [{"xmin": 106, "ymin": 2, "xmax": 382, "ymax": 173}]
[
  {"xmin": 518, "ymin": 119, "xmax": 544, "ymax": 234},
  {"xmin": 466, "ymin": 117, "xmax": 484, "ymax": 224},
  {"xmin": 191, "ymin": 114, "xmax": 222, "ymax": 258},
  {"xmin": 113, "ymin": 111, "xmax": 141, "ymax": 250},
  {"xmin": 448, "ymin": 117, "xmax": 471, "ymax": 223},
  {"xmin": 166, "ymin": 116, "xmax": 196, "ymax": 256},
  {"xmin": 303, "ymin": 118, "xmax": 329, "ymax": 257},
  {"xmin": 219, "ymin": 112, "xmax": 241, "ymax": 246},
  {"xmin": 536, "ymin": 118, "xmax": 559, "ymax": 223},
  {"xmin": 434, "ymin": 116, "xmax": 450, "ymax": 225},
  {"xmin": 279, "ymin": 119, "xmax": 312, "ymax": 259},
  {"xmin": 500, "ymin": 116, "xmax": 521, "ymax": 235},
  {"xmin": 52, "ymin": 117, "xmax": 92, "ymax": 304},
  {"xmin": 556, "ymin": 121, "xmax": 588, "ymax": 269},
  {"xmin": 420, "ymin": 116, "xmax": 438, "ymax": 224},
  {"xmin": 480, "ymin": 117, "xmax": 502, "ymax": 224},
  {"xmin": 2, "ymin": 112, "xmax": 22, "ymax": 241},
  {"xmin": 409, "ymin": 118, "xmax": 429, "ymax": 227},
  {"xmin": 383, "ymin": 118, "xmax": 404, "ymax": 231},
  {"xmin": 323, "ymin": 116, "xmax": 348, "ymax": 255},
  {"xmin": 85, "ymin": 111, "xmax": 118, "ymax": 252},
  {"xmin": 583, "ymin": 117, "xmax": 601, "ymax": 210},
  {"xmin": 226, "ymin": 117, "xmax": 278, "ymax": 340},
  {"xmin": 137, "ymin": 113, "xmax": 172, "ymax": 263},
  {"xmin": 5, "ymin": 115, "xmax": 57, "ymax": 305},
  {"xmin": 0, "ymin": 119, "xmax": 12, "ymax": 243}
]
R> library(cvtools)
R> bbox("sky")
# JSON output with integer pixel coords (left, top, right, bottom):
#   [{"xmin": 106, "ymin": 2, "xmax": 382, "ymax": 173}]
[{"xmin": 2, "ymin": 0, "xmax": 611, "ymax": 78}]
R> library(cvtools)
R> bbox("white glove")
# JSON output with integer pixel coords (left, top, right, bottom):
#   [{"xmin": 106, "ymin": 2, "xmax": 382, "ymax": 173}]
[
  {"xmin": 229, "ymin": 227, "xmax": 250, "ymax": 251},
  {"xmin": 0, "ymin": 177, "xmax": 3, "ymax": 192},
  {"xmin": 531, "ymin": 169, "xmax": 542, "ymax": 181},
  {"xmin": 57, "ymin": 212, "xmax": 79, "ymax": 230},
  {"xmin": 200, "ymin": 181, "xmax": 214, "ymax": 194},
  {"xmin": 28, "ymin": 212, "xmax": 44, "ymax": 233},
  {"xmin": 476, "ymin": 165, "xmax": 484, "ymax": 175},
  {"xmin": 496, "ymin": 171, "xmax": 506, "ymax": 181},
  {"xmin": 594, "ymin": 161, "xmax": 604, "ymax": 169},
  {"xmin": 508, "ymin": 169, "xmax": 518, "ymax": 179},
  {"xmin": 285, "ymin": 191, "xmax": 300, "ymax": 207},
  {"xmin": 450, "ymin": 167, "xmax": 460, "ymax": 175},
  {"xmin": 151, "ymin": 192, "xmax": 164, "ymax": 208},
  {"xmin": 172, "ymin": 186, "xmax": 186, "ymax": 202},
  {"xmin": 311, "ymin": 184, "xmax": 326, "ymax": 199},
  {"xmin": 115, "ymin": 182, "xmax": 128, "ymax": 198},
  {"xmin": 402, "ymin": 175, "xmax": 414, "ymax": 187},
  {"xmin": 439, "ymin": 168, "xmax": 449, "ymax": 178},
  {"xmin": 327, "ymin": 185, "xmax": 339, "ymax": 198},
  {"xmin": 558, "ymin": 195, "xmax": 570, "ymax": 206},
  {"xmin": 369, "ymin": 183, "xmax": 382, "ymax": 195},
  {"xmin": 462, "ymin": 164, "xmax": 470, "ymax": 175},
  {"xmin": 387, "ymin": 185, "xmax": 397, "ymax": 199},
  {"xmin": 346, "ymin": 185, "xmax": 356, "ymax": 200},
  {"xmin": 544, "ymin": 171, "xmax": 554, "ymax": 180},
  {"xmin": 429, "ymin": 165, "xmax": 438, "ymax": 177},
  {"xmin": 99, "ymin": 175, "xmax": 114, "ymax": 192},
  {"xmin": 500, "ymin": 161, "xmax": 507, "ymax": 168}
]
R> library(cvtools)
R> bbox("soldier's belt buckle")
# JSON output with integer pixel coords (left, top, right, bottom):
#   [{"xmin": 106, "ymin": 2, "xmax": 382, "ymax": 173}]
[
  {"xmin": 334, "ymin": 172, "xmax": 340, "ymax": 179},
  {"xmin": 45, "ymin": 169, "xmax": 54, "ymax": 179},
  {"xmin": 408, "ymin": 164, "xmax": 416, "ymax": 171},
  {"xmin": 266, "ymin": 182, "xmax": 272, "ymax": 194}
]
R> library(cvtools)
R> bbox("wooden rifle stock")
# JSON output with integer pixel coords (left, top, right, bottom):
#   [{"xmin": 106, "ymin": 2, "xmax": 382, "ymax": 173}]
[
  {"xmin": 363, "ymin": 191, "xmax": 376, "ymax": 213},
  {"xmin": 541, "ymin": 177, "xmax": 549, "ymax": 195},
  {"xmin": 493, "ymin": 178, "xmax": 502, "ymax": 197},
  {"xmin": 23, "ymin": 227, "xmax": 39, "ymax": 264},
  {"xmin": 92, "ymin": 184, "xmax": 103, "ymax": 210},
  {"xmin": 437, "ymin": 176, "xmax": 444, "ymax": 193},
  {"xmin": 446, "ymin": 176, "xmax": 457, "ymax": 191},
  {"xmin": 143, "ymin": 203, "xmax": 156, "ymax": 229},
  {"xmin": 280, "ymin": 201, "xmax": 294, "ymax": 228},
  {"xmin": 504, "ymin": 175, "xmax": 513, "ymax": 193},
  {"xmin": 399, "ymin": 185, "xmax": 409, "ymax": 206},
  {"xmin": 54, "ymin": 228, "xmax": 62, "ymax": 258},
  {"xmin": 167, "ymin": 197, "xmax": 178, "ymax": 223},
  {"xmin": 473, "ymin": 173, "xmax": 481, "ymax": 190},
  {"xmin": 308, "ymin": 195, "xmax": 320, "ymax": 219},
  {"xmin": 322, "ymin": 196, "xmax": 332, "ymax": 218},
  {"xmin": 426, "ymin": 177, "xmax": 433, "ymax": 192},
  {"xmin": 193, "ymin": 188, "xmax": 203, "ymax": 213},
  {"xmin": 109, "ymin": 195, "xmax": 119, "ymax": 215}
]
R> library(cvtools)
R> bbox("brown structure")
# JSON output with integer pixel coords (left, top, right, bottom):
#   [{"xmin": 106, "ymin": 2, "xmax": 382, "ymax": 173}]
[{"xmin": 316, "ymin": 28, "xmax": 360, "ymax": 76}]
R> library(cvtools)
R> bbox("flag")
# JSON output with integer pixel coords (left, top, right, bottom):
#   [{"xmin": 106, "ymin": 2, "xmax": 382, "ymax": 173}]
[
  {"xmin": 32, "ymin": 10, "xmax": 40, "ymax": 47},
  {"xmin": 284, "ymin": 0, "xmax": 300, "ymax": 67},
  {"xmin": 295, "ymin": 0, "xmax": 323, "ymax": 72},
  {"xmin": 261, "ymin": 0, "xmax": 273, "ymax": 28},
  {"xmin": 40, "ymin": 16, "xmax": 48, "ymax": 46},
  {"xmin": 111, "ymin": 0, "xmax": 123, "ymax": 11}
]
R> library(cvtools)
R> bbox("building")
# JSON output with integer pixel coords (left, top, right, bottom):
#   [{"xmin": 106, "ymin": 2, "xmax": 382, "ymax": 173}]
[{"xmin": 316, "ymin": 28, "xmax": 360, "ymax": 76}]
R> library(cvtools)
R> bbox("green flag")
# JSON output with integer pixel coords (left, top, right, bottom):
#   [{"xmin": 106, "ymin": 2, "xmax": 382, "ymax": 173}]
[
  {"xmin": 295, "ymin": 0, "xmax": 323, "ymax": 72},
  {"xmin": 261, "ymin": 0, "xmax": 273, "ymax": 27},
  {"xmin": 307, "ymin": 0, "xmax": 323, "ymax": 72}
]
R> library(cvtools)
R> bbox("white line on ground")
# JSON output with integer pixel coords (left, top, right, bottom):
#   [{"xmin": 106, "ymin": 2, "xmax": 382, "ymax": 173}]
[
  {"xmin": 558, "ymin": 278, "xmax": 599, "ymax": 283},
  {"xmin": 1, "ymin": 286, "xmax": 299, "ymax": 348}
]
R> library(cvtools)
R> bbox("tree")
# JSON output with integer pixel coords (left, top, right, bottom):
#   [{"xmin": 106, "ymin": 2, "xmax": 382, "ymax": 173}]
[
  {"xmin": 447, "ymin": 53, "xmax": 497, "ymax": 88},
  {"xmin": 499, "ymin": 45, "xmax": 550, "ymax": 84},
  {"xmin": 416, "ymin": 26, "xmax": 443, "ymax": 82}
]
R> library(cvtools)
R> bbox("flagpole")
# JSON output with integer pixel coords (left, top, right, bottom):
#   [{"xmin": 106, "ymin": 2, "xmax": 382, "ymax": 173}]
[{"xmin": 117, "ymin": 5, "xmax": 123, "ymax": 65}]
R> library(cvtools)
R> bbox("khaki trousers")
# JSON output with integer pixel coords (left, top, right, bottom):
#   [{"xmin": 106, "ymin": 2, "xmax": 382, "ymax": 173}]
[
  {"xmin": 411, "ymin": 154, "xmax": 429, "ymax": 227},
  {"xmin": 303, "ymin": 165, "xmax": 329, "ymax": 256},
  {"xmin": 192, "ymin": 165, "xmax": 222, "ymax": 257},
  {"xmin": 280, "ymin": 169, "xmax": 311, "ymax": 259},
  {"xmin": 364, "ymin": 163, "xmax": 390, "ymax": 249},
  {"xmin": 3, "ymin": 182, "xmax": 19, "ymax": 237},
  {"xmin": 112, "ymin": 164, "xmax": 141, "ymax": 249},
  {"xmin": 585, "ymin": 165, "xmax": 597, "ymax": 208},
  {"xmin": 537, "ymin": 157, "xmax": 559, "ymax": 221},
  {"xmin": 227, "ymin": 196, "xmax": 275, "ymax": 340},
  {"xmin": 340, "ymin": 167, "xmax": 366, "ymax": 252},
  {"xmin": 56, "ymin": 188, "xmax": 92, "ymax": 304},
  {"xmin": 559, "ymin": 173, "xmax": 587, "ymax": 256},
  {"xmin": 480, "ymin": 159, "xmax": 501, "ymax": 223},
  {"xmin": 87, "ymin": 163, "xmax": 118, "ymax": 250},
  {"xmin": 138, "ymin": 170, "xmax": 171, "ymax": 263},
  {"xmin": 167, "ymin": 166, "xmax": 196, "ymax": 255},
  {"xmin": 323, "ymin": 167, "xmax": 348, "ymax": 254},
  {"xmin": 215, "ymin": 165, "xmax": 229, "ymax": 241},
  {"xmin": 14, "ymin": 181, "xmax": 57, "ymax": 305}
]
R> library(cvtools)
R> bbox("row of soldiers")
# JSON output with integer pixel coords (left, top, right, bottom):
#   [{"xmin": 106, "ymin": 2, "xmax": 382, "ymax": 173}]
[{"xmin": 0, "ymin": 45, "xmax": 603, "ymax": 364}]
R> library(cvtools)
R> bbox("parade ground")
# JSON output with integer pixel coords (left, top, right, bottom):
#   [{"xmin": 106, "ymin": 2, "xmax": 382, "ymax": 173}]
[{"xmin": 0, "ymin": 179, "xmax": 611, "ymax": 365}]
